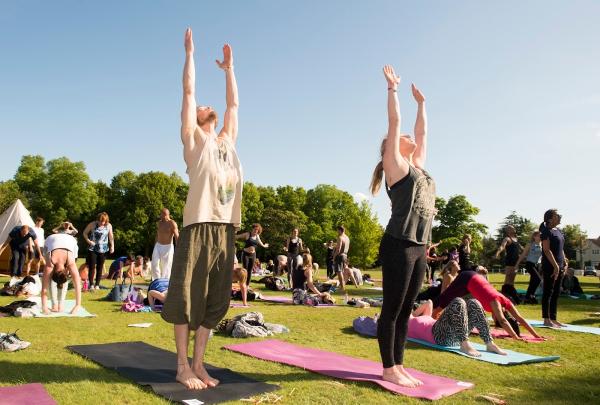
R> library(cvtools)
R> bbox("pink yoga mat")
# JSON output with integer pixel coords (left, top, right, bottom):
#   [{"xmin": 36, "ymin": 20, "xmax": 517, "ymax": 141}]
[
  {"xmin": 224, "ymin": 340, "xmax": 473, "ymax": 400},
  {"xmin": 0, "ymin": 383, "xmax": 57, "ymax": 405},
  {"xmin": 230, "ymin": 303, "xmax": 250, "ymax": 308},
  {"xmin": 472, "ymin": 328, "xmax": 545, "ymax": 343}
]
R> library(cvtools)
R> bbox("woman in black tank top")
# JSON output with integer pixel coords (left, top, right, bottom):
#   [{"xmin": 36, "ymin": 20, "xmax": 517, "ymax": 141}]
[
  {"xmin": 236, "ymin": 224, "xmax": 269, "ymax": 286},
  {"xmin": 368, "ymin": 66, "xmax": 434, "ymax": 388},
  {"xmin": 495, "ymin": 225, "xmax": 522, "ymax": 289},
  {"xmin": 284, "ymin": 228, "xmax": 304, "ymax": 288}
]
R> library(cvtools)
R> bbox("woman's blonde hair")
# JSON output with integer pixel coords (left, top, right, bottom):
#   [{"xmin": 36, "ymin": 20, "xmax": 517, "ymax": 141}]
[
  {"xmin": 302, "ymin": 253, "xmax": 313, "ymax": 271},
  {"xmin": 370, "ymin": 138, "xmax": 387, "ymax": 195}
]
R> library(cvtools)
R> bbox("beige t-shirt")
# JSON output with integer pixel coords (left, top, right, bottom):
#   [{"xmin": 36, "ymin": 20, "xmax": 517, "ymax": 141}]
[{"xmin": 183, "ymin": 135, "xmax": 243, "ymax": 227}]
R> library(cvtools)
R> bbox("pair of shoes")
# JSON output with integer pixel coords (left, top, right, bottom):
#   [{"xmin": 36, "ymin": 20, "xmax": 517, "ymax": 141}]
[{"xmin": 0, "ymin": 331, "xmax": 30, "ymax": 351}]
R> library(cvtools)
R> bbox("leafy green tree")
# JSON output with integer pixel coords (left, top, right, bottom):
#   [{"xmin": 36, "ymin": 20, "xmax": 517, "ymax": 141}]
[
  {"xmin": 432, "ymin": 195, "xmax": 487, "ymax": 262},
  {"xmin": 347, "ymin": 201, "xmax": 384, "ymax": 267},
  {"xmin": 0, "ymin": 180, "xmax": 27, "ymax": 213},
  {"xmin": 562, "ymin": 224, "xmax": 588, "ymax": 265},
  {"xmin": 14, "ymin": 155, "xmax": 51, "ymax": 216}
]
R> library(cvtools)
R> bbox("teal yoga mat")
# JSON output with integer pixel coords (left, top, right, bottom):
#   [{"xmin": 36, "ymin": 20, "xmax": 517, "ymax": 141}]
[
  {"xmin": 526, "ymin": 320, "xmax": 600, "ymax": 335},
  {"xmin": 29, "ymin": 297, "xmax": 95, "ymax": 318},
  {"xmin": 407, "ymin": 338, "xmax": 559, "ymax": 365}
]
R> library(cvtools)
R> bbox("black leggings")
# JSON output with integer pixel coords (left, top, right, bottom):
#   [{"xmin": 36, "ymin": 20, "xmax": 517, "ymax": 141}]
[
  {"xmin": 432, "ymin": 298, "xmax": 492, "ymax": 346},
  {"xmin": 525, "ymin": 261, "xmax": 541, "ymax": 297},
  {"xmin": 87, "ymin": 250, "xmax": 106, "ymax": 287},
  {"xmin": 541, "ymin": 264, "xmax": 563, "ymax": 320},
  {"xmin": 377, "ymin": 234, "xmax": 426, "ymax": 368},
  {"xmin": 241, "ymin": 251, "xmax": 256, "ymax": 286}
]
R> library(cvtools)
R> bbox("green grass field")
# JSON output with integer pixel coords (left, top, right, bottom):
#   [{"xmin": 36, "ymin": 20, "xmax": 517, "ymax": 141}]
[{"xmin": 1, "ymin": 263, "xmax": 599, "ymax": 404}]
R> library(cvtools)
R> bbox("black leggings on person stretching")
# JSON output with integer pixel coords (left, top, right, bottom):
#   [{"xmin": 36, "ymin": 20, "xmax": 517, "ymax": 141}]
[
  {"xmin": 241, "ymin": 251, "xmax": 256, "ymax": 286},
  {"xmin": 377, "ymin": 234, "xmax": 426, "ymax": 368},
  {"xmin": 541, "ymin": 264, "xmax": 563, "ymax": 320},
  {"xmin": 87, "ymin": 250, "xmax": 106, "ymax": 287},
  {"xmin": 525, "ymin": 261, "xmax": 541, "ymax": 297}
]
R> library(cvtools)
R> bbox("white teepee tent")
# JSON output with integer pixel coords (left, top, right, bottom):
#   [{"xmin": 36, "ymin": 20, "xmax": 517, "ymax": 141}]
[{"xmin": 0, "ymin": 199, "xmax": 35, "ymax": 274}]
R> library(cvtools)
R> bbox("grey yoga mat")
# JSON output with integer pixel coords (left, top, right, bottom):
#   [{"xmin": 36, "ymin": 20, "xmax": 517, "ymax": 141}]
[{"xmin": 67, "ymin": 341, "xmax": 279, "ymax": 404}]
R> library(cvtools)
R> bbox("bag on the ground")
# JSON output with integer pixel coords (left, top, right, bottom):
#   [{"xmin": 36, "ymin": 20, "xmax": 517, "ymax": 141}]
[
  {"xmin": 105, "ymin": 278, "xmax": 132, "ymax": 302},
  {"xmin": 258, "ymin": 276, "xmax": 286, "ymax": 291},
  {"xmin": 217, "ymin": 311, "xmax": 289, "ymax": 338}
]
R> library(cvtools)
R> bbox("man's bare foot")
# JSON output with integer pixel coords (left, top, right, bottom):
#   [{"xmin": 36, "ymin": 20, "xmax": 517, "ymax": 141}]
[
  {"xmin": 193, "ymin": 364, "xmax": 220, "ymax": 388},
  {"xmin": 486, "ymin": 341, "xmax": 507, "ymax": 355},
  {"xmin": 176, "ymin": 365, "xmax": 206, "ymax": 390},
  {"xmin": 396, "ymin": 365, "xmax": 423, "ymax": 386},
  {"xmin": 460, "ymin": 341, "xmax": 481, "ymax": 357},
  {"xmin": 382, "ymin": 367, "xmax": 417, "ymax": 388}
]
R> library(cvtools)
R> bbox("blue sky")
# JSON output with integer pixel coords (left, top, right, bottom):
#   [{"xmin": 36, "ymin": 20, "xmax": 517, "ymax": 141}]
[{"xmin": 1, "ymin": 1, "xmax": 599, "ymax": 237}]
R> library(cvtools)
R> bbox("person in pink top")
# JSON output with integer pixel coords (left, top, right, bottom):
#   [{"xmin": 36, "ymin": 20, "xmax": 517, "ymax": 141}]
[
  {"xmin": 409, "ymin": 298, "xmax": 506, "ymax": 357},
  {"xmin": 433, "ymin": 270, "xmax": 544, "ymax": 341}
]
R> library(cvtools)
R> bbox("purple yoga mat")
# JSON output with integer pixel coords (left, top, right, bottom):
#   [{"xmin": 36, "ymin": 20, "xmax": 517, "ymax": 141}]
[
  {"xmin": 0, "ymin": 383, "xmax": 57, "ymax": 405},
  {"xmin": 224, "ymin": 340, "xmax": 473, "ymax": 400},
  {"xmin": 258, "ymin": 295, "xmax": 292, "ymax": 304},
  {"xmin": 229, "ymin": 303, "xmax": 250, "ymax": 308}
]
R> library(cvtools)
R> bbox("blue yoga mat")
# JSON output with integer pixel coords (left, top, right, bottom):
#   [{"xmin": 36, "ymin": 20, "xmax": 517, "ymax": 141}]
[
  {"xmin": 29, "ymin": 297, "xmax": 96, "ymax": 318},
  {"xmin": 526, "ymin": 320, "xmax": 600, "ymax": 335},
  {"xmin": 406, "ymin": 338, "xmax": 559, "ymax": 365}
]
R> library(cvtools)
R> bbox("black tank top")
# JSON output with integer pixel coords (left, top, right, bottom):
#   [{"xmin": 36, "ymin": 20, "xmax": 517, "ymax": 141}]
[
  {"xmin": 245, "ymin": 235, "xmax": 259, "ymax": 249},
  {"xmin": 385, "ymin": 165, "xmax": 436, "ymax": 244},
  {"xmin": 505, "ymin": 239, "xmax": 520, "ymax": 261},
  {"xmin": 292, "ymin": 267, "xmax": 307, "ymax": 290},
  {"xmin": 288, "ymin": 238, "xmax": 300, "ymax": 255}
]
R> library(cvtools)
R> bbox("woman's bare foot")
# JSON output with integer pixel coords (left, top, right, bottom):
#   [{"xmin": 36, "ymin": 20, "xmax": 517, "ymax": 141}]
[
  {"xmin": 486, "ymin": 341, "xmax": 507, "ymax": 355},
  {"xmin": 396, "ymin": 365, "xmax": 423, "ymax": 386},
  {"xmin": 543, "ymin": 318, "xmax": 554, "ymax": 327},
  {"xmin": 552, "ymin": 320, "xmax": 565, "ymax": 327},
  {"xmin": 382, "ymin": 366, "xmax": 417, "ymax": 388},
  {"xmin": 193, "ymin": 364, "xmax": 220, "ymax": 388},
  {"xmin": 176, "ymin": 365, "xmax": 206, "ymax": 390},
  {"xmin": 50, "ymin": 305, "xmax": 59, "ymax": 312},
  {"xmin": 460, "ymin": 341, "xmax": 481, "ymax": 357}
]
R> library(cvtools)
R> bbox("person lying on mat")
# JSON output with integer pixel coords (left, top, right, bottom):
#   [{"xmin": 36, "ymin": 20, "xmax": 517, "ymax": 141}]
[
  {"xmin": 409, "ymin": 298, "xmax": 506, "ymax": 357},
  {"xmin": 232, "ymin": 255, "xmax": 249, "ymax": 306},
  {"xmin": 432, "ymin": 270, "xmax": 544, "ymax": 341},
  {"xmin": 148, "ymin": 278, "xmax": 169, "ymax": 309},
  {"xmin": 41, "ymin": 233, "xmax": 82, "ymax": 315}
]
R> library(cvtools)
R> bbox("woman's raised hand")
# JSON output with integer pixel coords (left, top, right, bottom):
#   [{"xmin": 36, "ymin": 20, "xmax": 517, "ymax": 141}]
[
  {"xmin": 216, "ymin": 44, "xmax": 233, "ymax": 69},
  {"xmin": 184, "ymin": 28, "xmax": 194, "ymax": 54},
  {"xmin": 411, "ymin": 83, "xmax": 426, "ymax": 103},
  {"xmin": 383, "ymin": 65, "xmax": 401, "ymax": 88}
]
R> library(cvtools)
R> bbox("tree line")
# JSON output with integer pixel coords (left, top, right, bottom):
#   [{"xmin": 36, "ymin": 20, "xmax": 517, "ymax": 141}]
[{"xmin": 0, "ymin": 155, "xmax": 589, "ymax": 268}]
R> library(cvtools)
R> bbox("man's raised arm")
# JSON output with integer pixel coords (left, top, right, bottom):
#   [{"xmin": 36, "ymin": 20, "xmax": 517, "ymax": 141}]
[
  {"xmin": 217, "ymin": 44, "xmax": 239, "ymax": 142},
  {"xmin": 181, "ymin": 28, "xmax": 200, "ymax": 163}
]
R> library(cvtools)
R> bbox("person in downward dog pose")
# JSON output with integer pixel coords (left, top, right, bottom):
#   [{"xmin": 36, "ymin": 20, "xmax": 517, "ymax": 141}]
[
  {"xmin": 236, "ymin": 223, "xmax": 269, "ymax": 285},
  {"xmin": 369, "ymin": 65, "xmax": 436, "ymax": 387},
  {"xmin": 409, "ymin": 298, "xmax": 506, "ymax": 357},
  {"xmin": 41, "ymin": 233, "xmax": 82, "ymax": 315},
  {"xmin": 161, "ymin": 28, "xmax": 243, "ymax": 390}
]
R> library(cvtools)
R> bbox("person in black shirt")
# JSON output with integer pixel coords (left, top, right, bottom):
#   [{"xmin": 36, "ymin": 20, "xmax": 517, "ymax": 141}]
[
  {"xmin": 458, "ymin": 234, "xmax": 472, "ymax": 271},
  {"xmin": 324, "ymin": 240, "xmax": 335, "ymax": 279},
  {"xmin": 540, "ymin": 209, "xmax": 567, "ymax": 327}
]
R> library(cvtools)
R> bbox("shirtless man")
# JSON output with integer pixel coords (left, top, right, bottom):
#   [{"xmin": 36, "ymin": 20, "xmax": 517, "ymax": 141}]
[
  {"xmin": 333, "ymin": 225, "xmax": 350, "ymax": 293},
  {"xmin": 161, "ymin": 28, "xmax": 243, "ymax": 391},
  {"xmin": 151, "ymin": 208, "xmax": 179, "ymax": 280}
]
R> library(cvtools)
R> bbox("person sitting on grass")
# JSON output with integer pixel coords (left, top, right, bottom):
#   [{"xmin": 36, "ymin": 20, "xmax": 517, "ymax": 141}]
[
  {"xmin": 147, "ymin": 277, "xmax": 168, "ymax": 310},
  {"xmin": 409, "ymin": 298, "xmax": 507, "ymax": 357},
  {"xmin": 432, "ymin": 270, "xmax": 544, "ymax": 341},
  {"xmin": 292, "ymin": 253, "xmax": 333, "ymax": 305},
  {"xmin": 232, "ymin": 256, "xmax": 249, "ymax": 306},
  {"xmin": 41, "ymin": 233, "xmax": 82, "ymax": 315}
]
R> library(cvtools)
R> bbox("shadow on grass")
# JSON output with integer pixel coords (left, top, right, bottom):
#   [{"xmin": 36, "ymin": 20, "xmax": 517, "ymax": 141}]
[
  {"xmin": 515, "ymin": 370, "xmax": 600, "ymax": 403},
  {"xmin": 0, "ymin": 361, "xmax": 129, "ymax": 385},
  {"xmin": 568, "ymin": 318, "xmax": 600, "ymax": 326}
]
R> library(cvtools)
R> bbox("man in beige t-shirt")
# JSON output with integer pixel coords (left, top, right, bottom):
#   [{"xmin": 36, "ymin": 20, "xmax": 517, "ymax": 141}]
[
  {"xmin": 151, "ymin": 208, "xmax": 179, "ymax": 280},
  {"xmin": 161, "ymin": 28, "xmax": 243, "ymax": 391}
]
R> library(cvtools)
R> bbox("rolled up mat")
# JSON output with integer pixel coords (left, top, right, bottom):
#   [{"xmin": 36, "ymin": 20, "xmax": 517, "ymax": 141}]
[
  {"xmin": 0, "ymin": 383, "xmax": 57, "ymax": 405},
  {"xmin": 224, "ymin": 339, "xmax": 473, "ymax": 400},
  {"xmin": 67, "ymin": 341, "xmax": 279, "ymax": 404},
  {"xmin": 526, "ymin": 320, "xmax": 600, "ymax": 335},
  {"xmin": 28, "ymin": 297, "xmax": 95, "ymax": 318},
  {"xmin": 406, "ymin": 338, "xmax": 559, "ymax": 365}
]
